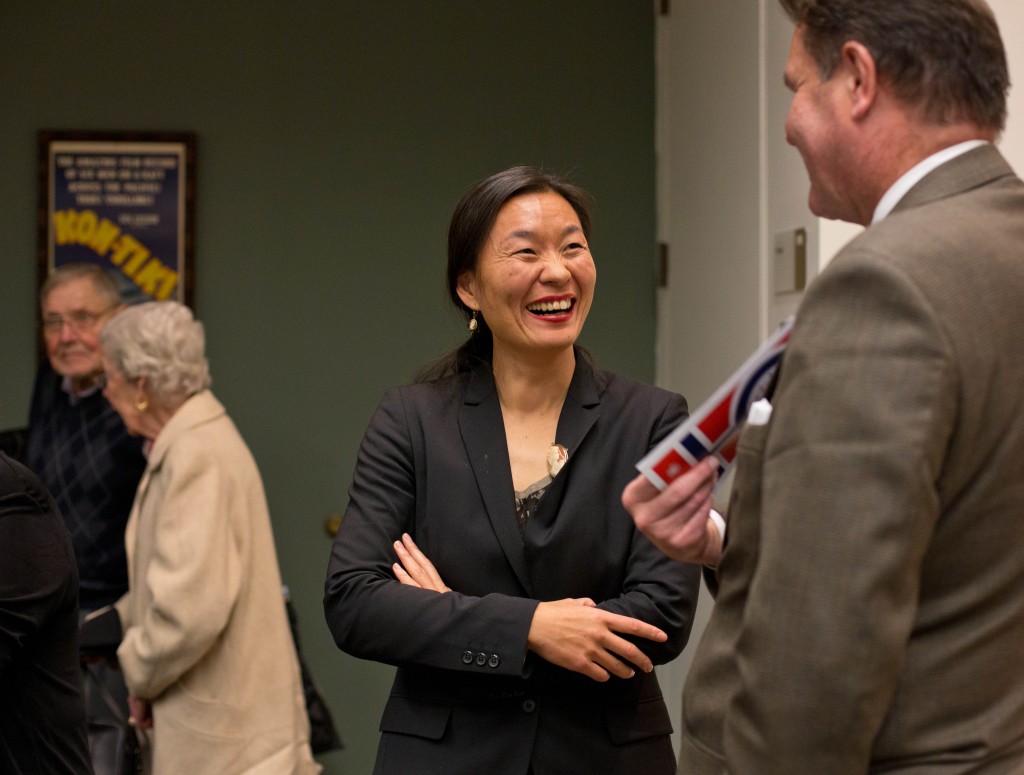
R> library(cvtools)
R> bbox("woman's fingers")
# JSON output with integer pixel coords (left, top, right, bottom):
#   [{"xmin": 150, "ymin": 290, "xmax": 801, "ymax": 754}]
[
  {"xmin": 392, "ymin": 534, "xmax": 450, "ymax": 593},
  {"xmin": 393, "ymin": 540, "xmax": 425, "ymax": 579},
  {"xmin": 606, "ymin": 609, "xmax": 668, "ymax": 644},
  {"xmin": 600, "ymin": 630, "xmax": 660, "ymax": 675},
  {"xmin": 392, "ymin": 562, "xmax": 419, "ymax": 588},
  {"xmin": 400, "ymin": 533, "xmax": 449, "ymax": 591},
  {"xmin": 526, "ymin": 599, "xmax": 666, "ymax": 682}
]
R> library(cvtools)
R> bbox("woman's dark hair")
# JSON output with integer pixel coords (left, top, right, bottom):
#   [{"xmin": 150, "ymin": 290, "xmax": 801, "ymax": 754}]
[{"xmin": 417, "ymin": 166, "xmax": 594, "ymax": 382}]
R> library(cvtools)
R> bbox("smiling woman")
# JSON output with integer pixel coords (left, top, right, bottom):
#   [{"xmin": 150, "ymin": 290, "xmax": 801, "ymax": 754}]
[
  {"xmin": 324, "ymin": 166, "xmax": 702, "ymax": 775},
  {"xmin": 456, "ymin": 189, "xmax": 595, "ymax": 370}
]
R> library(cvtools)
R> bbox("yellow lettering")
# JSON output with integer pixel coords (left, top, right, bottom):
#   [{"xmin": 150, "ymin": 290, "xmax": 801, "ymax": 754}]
[
  {"xmin": 53, "ymin": 210, "xmax": 78, "ymax": 245},
  {"xmin": 122, "ymin": 247, "xmax": 151, "ymax": 277},
  {"xmin": 93, "ymin": 230, "xmax": 180, "ymax": 301},
  {"xmin": 155, "ymin": 270, "xmax": 179, "ymax": 300},
  {"xmin": 108, "ymin": 234, "xmax": 145, "ymax": 267},
  {"xmin": 132, "ymin": 259, "xmax": 166, "ymax": 295},
  {"xmin": 73, "ymin": 210, "xmax": 98, "ymax": 245},
  {"xmin": 88, "ymin": 219, "xmax": 122, "ymax": 255},
  {"xmin": 133, "ymin": 260, "xmax": 180, "ymax": 301}
]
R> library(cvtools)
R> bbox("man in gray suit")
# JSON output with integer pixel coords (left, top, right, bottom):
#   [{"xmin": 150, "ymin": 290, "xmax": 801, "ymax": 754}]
[{"xmin": 623, "ymin": 0, "xmax": 1024, "ymax": 772}]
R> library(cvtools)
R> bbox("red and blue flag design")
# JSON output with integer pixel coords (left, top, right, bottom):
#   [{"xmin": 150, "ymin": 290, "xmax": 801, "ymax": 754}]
[{"xmin": 638, "ymin": 316, "xmax": 794, "ymax": 490}]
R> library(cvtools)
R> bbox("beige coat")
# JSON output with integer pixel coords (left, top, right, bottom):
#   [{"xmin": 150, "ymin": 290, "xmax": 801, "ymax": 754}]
[{"xmin": 116, "ymin": 391, "xmax": 320, "ymax": 775}]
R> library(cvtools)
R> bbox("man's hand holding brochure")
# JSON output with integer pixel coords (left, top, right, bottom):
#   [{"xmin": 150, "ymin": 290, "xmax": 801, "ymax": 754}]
[{"xmin": 623, "ymin": 317, "xmax": 794, "ymax": 565}]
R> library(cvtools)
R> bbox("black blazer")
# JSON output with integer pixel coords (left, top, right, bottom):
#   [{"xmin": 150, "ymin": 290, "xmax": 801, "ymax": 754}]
[
  {"xmin": 324, "ymin": 353, "xmax": 701, "ymax": 775},
  {"xmin": 0, "ymin": 452, "xmax": 93, "ymax": 775}
]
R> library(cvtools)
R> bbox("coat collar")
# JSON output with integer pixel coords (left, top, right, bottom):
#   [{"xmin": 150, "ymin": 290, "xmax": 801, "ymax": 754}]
[
  {"xmin": 146, "ymin": 390, "xmax": 226, "ymax": 470},
  {"xmin": 457, "ymin": 348, "xmax": 604, "ymax": 593},
  {"xmin": 126, "ymin": 391, "xmax": 225, "ymax": 569},
  {"xmin": 893, "ymin": 144, "xmax": 1014, "ymax": 216}
]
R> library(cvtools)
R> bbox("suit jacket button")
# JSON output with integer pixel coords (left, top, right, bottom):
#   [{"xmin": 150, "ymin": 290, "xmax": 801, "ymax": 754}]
[
  {"xmin": 488, "ymin": 654, "xmax": 500, "ymax": 668},
  {"xmin": 475, "ymin": 652, "xmax": 487, "ymax": 666},
  {"xmin": 521, "ymin": 699, "xmax": 536, "ymax": 713},
  {"xmin": 462, "ymin": 651, "xmax": 474, "ymax": 665}
]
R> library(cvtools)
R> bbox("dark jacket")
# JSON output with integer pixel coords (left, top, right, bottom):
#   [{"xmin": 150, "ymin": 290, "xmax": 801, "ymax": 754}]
[
  {"xmin": 26, "ymin": 362, "xmax": 146, "ymax": 610},
  {"xmin": 0, "ymin": 451, "xmax": 93, "ymax": 774},
  {"xmin": 325, "ymin": 353, "xmax": 701, "ymax": 775}
]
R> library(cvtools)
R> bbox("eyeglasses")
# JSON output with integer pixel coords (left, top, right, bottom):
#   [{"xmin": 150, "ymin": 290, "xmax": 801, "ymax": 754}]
[{"xmin": 42, "ymin": 304, "xmax": 118, "ymax": 334}]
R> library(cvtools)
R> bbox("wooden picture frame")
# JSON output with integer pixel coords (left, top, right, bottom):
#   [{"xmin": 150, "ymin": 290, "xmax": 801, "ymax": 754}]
[{"xmin": 37, "ymin": 130, "xmax": 196, "ymax": 307}]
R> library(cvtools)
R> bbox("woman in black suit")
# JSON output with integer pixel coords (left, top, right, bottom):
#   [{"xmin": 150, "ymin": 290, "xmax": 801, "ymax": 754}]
[{"xmin": 324, "ymin": 166, "xmax": 701, "ymax": 774}]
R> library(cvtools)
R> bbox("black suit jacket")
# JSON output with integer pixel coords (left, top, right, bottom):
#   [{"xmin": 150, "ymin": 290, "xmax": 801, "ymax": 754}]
[
  {"xmin": 0, "ymin": 451, "xmax": 93, "ymax": 775},
  {"xmin": 325, "ymin": 353, "xmax": 701, "ymax": 775}
]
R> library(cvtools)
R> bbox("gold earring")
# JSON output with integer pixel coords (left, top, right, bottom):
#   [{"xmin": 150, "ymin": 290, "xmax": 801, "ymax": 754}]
[
  {"xmin": 468, "ymin": 311, "xmax": 478, "ymax": 333},
  {"xmin": 135, "ymin": 397, "xmax": 149, "ymax": 412}
]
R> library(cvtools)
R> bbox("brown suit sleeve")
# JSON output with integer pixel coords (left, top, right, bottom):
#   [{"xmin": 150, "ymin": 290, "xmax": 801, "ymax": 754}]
[{"xmin": 722, "ymin": 248, "xmax": 955, "ymax": 773}]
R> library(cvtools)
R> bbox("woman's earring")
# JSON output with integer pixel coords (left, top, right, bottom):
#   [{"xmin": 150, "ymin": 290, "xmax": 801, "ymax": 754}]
[
  {"xmin": 468, "ymin": 311, "xmax": 478, "ymax": 333},
  {"xmin": 135, "ymin": 396, "xmax": 149, "ymax": 412}
]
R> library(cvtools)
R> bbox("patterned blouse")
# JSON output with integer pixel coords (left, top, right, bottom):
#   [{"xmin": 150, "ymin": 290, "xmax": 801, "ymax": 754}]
[{"xmin": 514, "ymin": 476, "xmax": 552, "ymax": 537}]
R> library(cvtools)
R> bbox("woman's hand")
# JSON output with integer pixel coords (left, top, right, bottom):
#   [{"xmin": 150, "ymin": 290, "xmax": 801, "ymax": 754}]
[
  {"xmin": 393, "ymin": 537, "xmax": 665, "ymax": 681},
  {"xmin": 392, "ymin": 533, "xmax": 451, "ymax": 593},
  {"xmin": 127, "ymin": 695, "xmax": 153, "ymax": 729},
  {"xmin": 526, "ymin": 598, "xmax": 668, "ymax": 682}
]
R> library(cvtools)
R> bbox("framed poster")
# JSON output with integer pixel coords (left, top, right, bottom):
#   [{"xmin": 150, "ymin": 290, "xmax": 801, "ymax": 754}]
[{"xmin": 37, "ymin": 130, "xmax": 196, "ymax": 306}]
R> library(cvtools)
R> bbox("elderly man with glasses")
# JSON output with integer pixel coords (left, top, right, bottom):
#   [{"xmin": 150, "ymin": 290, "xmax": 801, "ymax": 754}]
[{"xmin": 25, "ymin": 262, "xmax": 146, "ymax": 775}]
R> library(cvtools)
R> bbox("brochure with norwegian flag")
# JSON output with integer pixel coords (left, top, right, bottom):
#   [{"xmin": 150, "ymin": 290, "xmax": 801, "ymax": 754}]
[{"xmin": 637, "ymin": 316, "xmax": 795, "ymax": 490}]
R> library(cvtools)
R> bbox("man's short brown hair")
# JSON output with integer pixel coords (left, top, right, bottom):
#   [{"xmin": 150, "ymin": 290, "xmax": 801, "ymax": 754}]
[{"xmin": 779, "ymin": 0, "xmax": 1009, "ymax": 131}]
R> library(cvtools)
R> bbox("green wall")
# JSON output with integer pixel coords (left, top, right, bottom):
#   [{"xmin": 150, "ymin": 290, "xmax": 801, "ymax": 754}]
[{"xmin": 0, "ymin": 2, "xmax": 657, "ymax": 771}]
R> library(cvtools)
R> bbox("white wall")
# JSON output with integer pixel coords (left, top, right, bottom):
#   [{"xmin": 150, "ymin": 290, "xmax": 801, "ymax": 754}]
[
  {"xmin": 655, "ymin": 1, "xmax": 763, "ymax": 402},
  {"xmin": 654, "ymin": 2, "xmax": 763, "ymax": 755},
  {"xmin": 990, "ymin": 0, "xmax": 1024, "ymax": 172}
]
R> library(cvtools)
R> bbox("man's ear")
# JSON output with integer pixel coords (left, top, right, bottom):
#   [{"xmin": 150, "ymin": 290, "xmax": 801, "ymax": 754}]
[
  {"xmin": 841, "ymin": 40, "xmax": 878, "ymax": 121},
  {"xmin": 455, "ymin": 272, "xmax": 478, "ymax": 311}
]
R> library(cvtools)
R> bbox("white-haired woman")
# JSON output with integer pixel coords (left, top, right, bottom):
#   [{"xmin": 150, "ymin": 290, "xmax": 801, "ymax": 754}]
[{"xmin": 100, "ymin": 301, "xmax": 320, "ymax": 775}]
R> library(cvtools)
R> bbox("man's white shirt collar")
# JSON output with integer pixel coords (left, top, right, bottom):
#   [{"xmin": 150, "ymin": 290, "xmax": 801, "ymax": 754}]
[{"xmin": 871, "ymin": 140, "xmax": 988, "ymax": 224}]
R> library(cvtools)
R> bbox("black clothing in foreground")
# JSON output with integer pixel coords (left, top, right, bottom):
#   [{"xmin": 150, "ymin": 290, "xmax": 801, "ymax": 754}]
[{"xmin": 0, "ymin": 451, "xmax": 93, "ymax": 774}]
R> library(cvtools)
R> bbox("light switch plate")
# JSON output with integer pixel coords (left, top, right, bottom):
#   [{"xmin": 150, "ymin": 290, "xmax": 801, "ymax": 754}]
[{"xmin": 773, "ymin": 227, "xmax": 807, "ymax": 294}]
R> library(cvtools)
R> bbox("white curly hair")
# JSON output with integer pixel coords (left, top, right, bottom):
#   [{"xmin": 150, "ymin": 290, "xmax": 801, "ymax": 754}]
[{"xmin": 100, "ymin": 301, "xmax": 211, "ymax": 405}]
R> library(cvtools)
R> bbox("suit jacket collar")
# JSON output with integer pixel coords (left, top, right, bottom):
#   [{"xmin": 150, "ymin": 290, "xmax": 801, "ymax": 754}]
[
  {"xmin": 893, "ymin": 144, "xmax": 1014, "ymax": 216},
  {"xmin": 555, "ymin": 351, "xmax": 603, "ymax": 457},
  {"xmin": 459, "ymin": 347, "xmax": 605, "ymax": 405},
  {"xmin": 458, "ymin": 348, "xmax": 604, "ymax": 593}
]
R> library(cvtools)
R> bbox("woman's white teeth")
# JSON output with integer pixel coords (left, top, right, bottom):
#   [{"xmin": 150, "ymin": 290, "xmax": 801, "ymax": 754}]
[{"xmin": 528, "ymin": 299, "xmax": 572, "ymax": 313}]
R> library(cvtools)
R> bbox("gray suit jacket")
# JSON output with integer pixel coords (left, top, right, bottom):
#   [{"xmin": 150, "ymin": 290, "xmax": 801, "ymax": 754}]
[
  {"xmin": 679, "ymin": 145, "xmax": 1024, "ymax": 774},
  {"xmin": 325, "ymin": 353, "xmax": 701, "ymax": 775}
]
